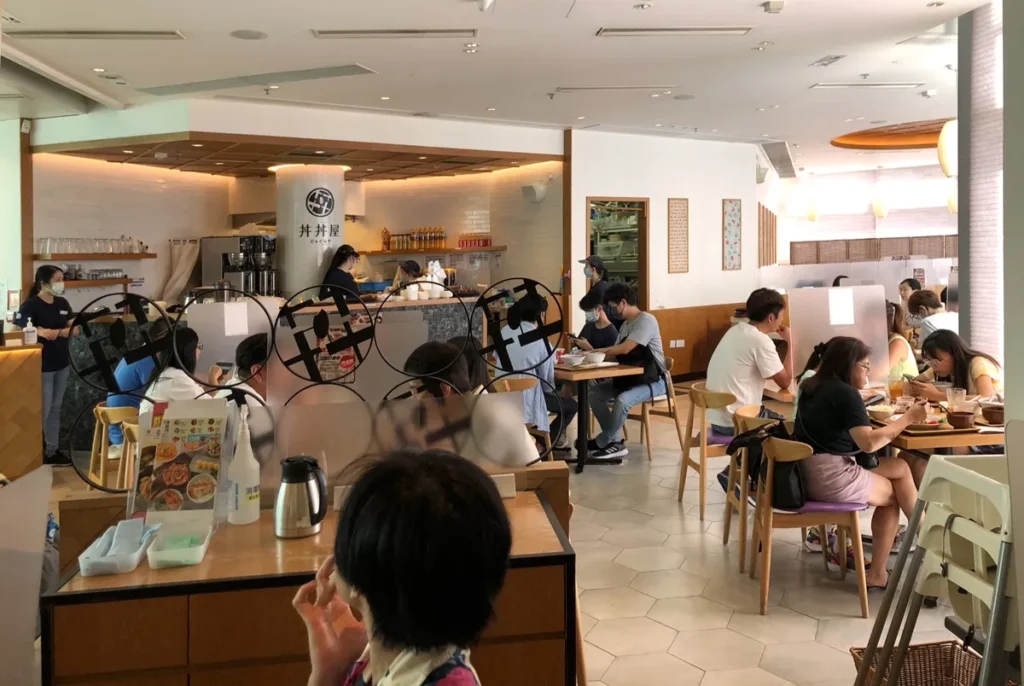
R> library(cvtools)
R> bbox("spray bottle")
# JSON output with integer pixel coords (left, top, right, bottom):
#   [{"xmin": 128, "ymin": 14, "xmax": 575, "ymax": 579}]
[{"xmin": 228, "ymin": 406, "xmax": 261, "ymax": 525}]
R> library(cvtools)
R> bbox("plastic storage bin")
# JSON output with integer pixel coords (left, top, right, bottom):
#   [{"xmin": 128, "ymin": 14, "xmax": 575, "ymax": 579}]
[
  {"xmin": 78, "ymin": 522, "xmax": 161, "ymax": 577},
  {"xmin": 146, "ymin": 525, "xmax": 213, "ymax": 569}
]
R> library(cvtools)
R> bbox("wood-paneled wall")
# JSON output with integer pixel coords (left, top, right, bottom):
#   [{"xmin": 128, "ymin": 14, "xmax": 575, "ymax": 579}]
[
  {"xmin": 0, "ymin": 345, "xmax": 43, "ymax": 479},
  {"xmin": 758, "ymin": 203, "xmax": 778, "ymax": 267},
  {"xmin": 652, "ymin": 303, "xmax": 743, "ymax": 375},
  {"xmin": 791, "ymin": 233, "xmax": 958, "ymax": 265}
]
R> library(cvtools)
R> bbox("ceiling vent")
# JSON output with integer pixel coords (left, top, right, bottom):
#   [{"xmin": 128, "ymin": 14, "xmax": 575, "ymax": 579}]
[
  {"xmin": 312, "ymin": 29, "xmax": 477, "ymax": 39},
  {"xmin": 2, "ymin": 11, "xmax": 22, "ymax": 24},
  {"xmin": 0, "ymin": 93, "xmax": 26, "ymax": 100},
  {"xmin": 556, "ymin": 85, "xmax": 677, "ymax": 93},
  {"xmin": 810, "ymin": 55, "xmax": 845, "ymax": 67},
  {"xmin": 596, "ymin": 26, "xmax": 752, "ymax": 37},
  {"xmin": 138, "ymin": 64, "xmax": 376, "ymax": 97},
  {"xmin": 761, "ymin": 141, "xmax": 797, "ymax": 179},
  {"xmin": 4, "ymin": 30, "xmax": 185, "ymax": 40},
  {"xmin": 810, "ymin": 82, "xmax": 924, "ymax": 90}
]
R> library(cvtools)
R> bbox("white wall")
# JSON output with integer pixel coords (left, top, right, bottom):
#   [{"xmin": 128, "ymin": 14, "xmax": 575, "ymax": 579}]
[
  {"xmin": 777, "ymin": 165, "xmax": 958, "ymax": 264},
  {"xmin": 32, "ymin": 154, "xmax": 231, "ymax": 310},
  {"xmin": 569, "ymin": 129, "xmax": 759, "ymax": 330},
  {"xmin": 347, "ymin": 161, "xmax": 564, "ymax": 289},
  {"xmin": 0, "ymin": 120, "xmax": 23, "ymax": 319}
]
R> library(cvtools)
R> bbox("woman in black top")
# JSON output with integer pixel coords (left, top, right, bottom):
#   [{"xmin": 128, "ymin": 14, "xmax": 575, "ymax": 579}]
[
  {"xmin": 319, "ymin": 244, "xmax": 361, "ymax": 301},
  {"xmin": 794, "ymin": 337, "xmax": 925, "ymax": 588},
  {"xmin": 14, "ymin": 266, "xmax": 74, "ymax": 464}
]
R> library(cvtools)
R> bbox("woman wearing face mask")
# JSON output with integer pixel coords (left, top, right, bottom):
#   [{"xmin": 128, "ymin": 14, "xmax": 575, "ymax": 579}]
[
  {"xmin": 578, "ymin": 255, "xmax": 620, "ymax": 326},
  {"xmin": 319, "ymin": 244, "xmax": 361, "ymax": 301},
  {"xmin": 14, "ymin": 266, "xmax": 74, "ymax": 465}
]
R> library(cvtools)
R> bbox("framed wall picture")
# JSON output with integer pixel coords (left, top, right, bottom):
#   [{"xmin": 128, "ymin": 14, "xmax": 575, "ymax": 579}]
[
  {"xmin": 722, "ymin": 198, "xmax": 742, "ymax": 271},
  {"xmin": 6, "ymin": 289, "xmax": 20, "ymax": 313},
  {"xmin": 667, "ymin": 198, "xmax": 689, "ymax": 274}
]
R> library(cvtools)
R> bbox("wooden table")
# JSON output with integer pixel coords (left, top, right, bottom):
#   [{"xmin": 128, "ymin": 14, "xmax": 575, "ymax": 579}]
[
  {"xmin": 554, "ymin": 364, "xmax": 644, "ymax": 473},
  {"xmin": 888, "ymin": 428, "xmax": 1005, "ymax": 452},
  {"xmin": 41, "ymin": 491, "xmax": 576, "ymax": 686}
]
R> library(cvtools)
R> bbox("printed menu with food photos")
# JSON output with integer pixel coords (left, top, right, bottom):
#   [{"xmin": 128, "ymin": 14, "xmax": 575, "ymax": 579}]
[{"xmin": 136, "ymin": 399, "xmax": 229, "ymax": 527}]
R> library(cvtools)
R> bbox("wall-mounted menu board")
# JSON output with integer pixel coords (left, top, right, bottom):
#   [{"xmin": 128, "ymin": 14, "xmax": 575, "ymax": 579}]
[
  {"xmin": 722, "ymin": 199, "xmax": 742, "ymax": 271},
  {"xmin": 790, "ymin": 234, "xmax": 958, "ymax": 265},
  {"xmin": 667, "ymin": 198, "xmax": 689, "ymax": 274}
]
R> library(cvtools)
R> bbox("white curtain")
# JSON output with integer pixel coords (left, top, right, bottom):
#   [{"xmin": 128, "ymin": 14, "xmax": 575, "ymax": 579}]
[{"xmin": 161, "ymin": 240, "xmax": 200, "ymax": 304}]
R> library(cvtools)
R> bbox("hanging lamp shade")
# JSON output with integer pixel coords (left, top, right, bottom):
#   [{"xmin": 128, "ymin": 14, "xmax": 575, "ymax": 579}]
[
  {"xmin": 872, "ymin": 195, "xmax": 890, "ymax": 219},
  {"xmin": 937, "ymin": 119, "xmax": 958, "ymax": 177},
  {"xmin": 806, "ymin": 203, "xmax": 819, "ymax": 222},
  {"xmin": 947, "ymin": 185, "xmax": 959, "ymax": 213}
]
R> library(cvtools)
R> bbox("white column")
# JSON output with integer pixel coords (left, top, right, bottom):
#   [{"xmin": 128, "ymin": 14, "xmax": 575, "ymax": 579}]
[
  {"xmin": 275, "ymin": 165, "xmax": 346, "ymax": 299},
  {"xmin": 0, "ymin": 120, "xmax": 24, "ymax": 318}
]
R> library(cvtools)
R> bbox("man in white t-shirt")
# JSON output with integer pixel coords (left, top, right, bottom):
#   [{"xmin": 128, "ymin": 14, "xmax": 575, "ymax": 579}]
[
  {"xmin": 705, "ymin": 288, "xmax": 793, "ymax": 434},
  {"xmin": 908, "ymin": 289, "xmax": 959, "ymax": 340}
]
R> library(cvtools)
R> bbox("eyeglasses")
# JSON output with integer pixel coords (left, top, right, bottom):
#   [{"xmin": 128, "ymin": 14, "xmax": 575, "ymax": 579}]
[
  {"xmin": 857, "ymin": 362, "xmax": 871, "ymax": 372},
  {"xmin": 923, "ymin": 357, "xmax": 942, "ymax": 367}
]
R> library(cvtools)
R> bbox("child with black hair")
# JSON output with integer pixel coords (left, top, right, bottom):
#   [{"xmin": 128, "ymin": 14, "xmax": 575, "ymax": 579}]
[{"xmin": 293, "ymin": 449, "xmax": 512, "ymax": 686}]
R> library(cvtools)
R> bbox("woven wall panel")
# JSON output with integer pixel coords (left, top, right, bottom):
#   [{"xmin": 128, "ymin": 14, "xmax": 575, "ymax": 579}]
[
  {"xmin": 847, "ymin": 239, "xmax": 880, "ymax": 262},
  {"xmin": 910, "ymin": 235, "xmax": 947, "ymax": 258},
  {"xmin": 879, "ymin": 237, "xmax": 912, "ymax": 258},
  {"xmin": 944, "ymin": 235, "xmax": 959, "ymax": 258},
  {"xmin": 816, "ymin": 240, "xmax": 849, "ymax": 264},
  {"xmin": 790, "ymin": 241, "xmax": 819, "ymax": 265}
]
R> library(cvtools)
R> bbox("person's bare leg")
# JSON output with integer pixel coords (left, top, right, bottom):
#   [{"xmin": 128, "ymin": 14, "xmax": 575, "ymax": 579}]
[
  {"xmin": 872, "ymin": 456, "xmax": 918, "ymax": 519},
  {"xmin": 865, "ymin": 471, "xmax": 897, "ymax": 588},
  {"xmin": 899, "ymin": 451, "xmax": 928, "ymax": 487}
]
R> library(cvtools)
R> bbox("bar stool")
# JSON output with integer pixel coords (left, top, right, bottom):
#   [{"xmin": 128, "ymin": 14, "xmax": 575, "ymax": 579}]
[
  {"xmin": 677, "ymin": 382, "xmax": 736, "ymax": 520},
  {"xmin": 722, "ymin": 405, "xmax": 774, "ymax": 571},
  {"xmin": 119, "ymin": 420, "xmax": 140, "ymax": 490},
  {"xmin": 87, "ymin": 403, "xmax": 138, "ymax": 490}
]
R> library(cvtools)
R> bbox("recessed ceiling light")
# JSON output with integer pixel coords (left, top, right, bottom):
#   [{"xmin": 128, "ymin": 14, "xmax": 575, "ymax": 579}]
[
  {"xmin": 511, "ymin": 162, "xmax": 519, "ymax": 165},
  {"xmin": 792, "ymin": 144, "xmax": 800, "ymax": 148},
  {"xmin": 856, "ymin": 116, "xmax": 865, "ymax": 120},
  {"xmin": 761, "ymin": 133, "xmax": 770, "ymax": 137},
  {"xmin": 650, "ymin": 93, "xmax": 660, "ymax": 98},
  {"xmin": 751, "ymin": 46, "xmax": 766, "ymax": 51},
  {"xmin": 92, "ymin": 67, "xmax": 105, "ymax": 73},
  {"xmin": 465, "ymin": 42, "xmax": 479, "ymax": 48},
  {"xmin": 418, "ymin": 156, "xmax": 428, "ymax": 160},
  {"xmin": 771, "ymin": 105, "xmax": 779, "ymax": 109},
  {"xmin": 191, "ymin": 143, "xmax": 204, "ymax": 148},
  {"xmin": 758, "ymin": 41, "xmax": 773, "ymax": 47},
  {"xmin": 576, "ymin": 116, "xmax": 586, "ymax": 120},
  {"xmin": 711, "ymin": 128, "xmax": 718, "ymax": 132},
  {"xmin": 268, "ymin": 85, "xmax": 280, "ymax": 90},
  {"xmin": 215, "ymin": 162, "xmax": 224, "ymax": 166},
  {"xmin": 315, "ymin": 150, "xmax": 325, "ymax": 154},
  {"xmin": 922, "ymin": 88, "xmax": 938, "ymax": 98},
  {"xmin": 634, "ymin": 2, "xmax": 653, "ymax": 9},
  {"xmin": 844, "ymin": 118, "xmax": 854, "ymax": 122},
  {"xmin": 756, "ymin": 107, "xmax": 766, "ymax": 112},
  {"xmin": 662, "ymin": 90, "xmax": 671, "ymax": 95},
  {"xmin": 231, "ymin": 29, "xmax": 269, "ymax": 40},
  {"xmin": 122, "ymin": 150, "xmax": 134, "ymax": 154},
  {"xmin": 486, "ymin": 107, "xmax": 496, "ymax": 111},
  {"xmin": 463, "ymin": 48, "xmax": 477, "ymax": 54},
  {"xmin": 366, "ymin": 168, "xmax": 374, "ymax": 171},
  {"xmin": 380, "ymin": 96, "xmax": 390, "ymax": 100},
  {"xmin": 654, "ymin": 123, "xmax": 663, "ymax": 127},
  {"xmin": 927, "ymin": 1, "xmax": 944, "ymax": 6}
]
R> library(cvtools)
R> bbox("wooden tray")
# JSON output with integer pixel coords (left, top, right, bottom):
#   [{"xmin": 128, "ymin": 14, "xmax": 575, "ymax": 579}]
[
  {"xmin": 871, "ymin": 418, "xmax": 981, "ymax": 436},
  {"xmin": 555, "ymin": 361, "xmax": 619, "ymax": 371},
  {"xmin": 976, "ymin": 417, "xmax": 1005, "ymax": 428}
]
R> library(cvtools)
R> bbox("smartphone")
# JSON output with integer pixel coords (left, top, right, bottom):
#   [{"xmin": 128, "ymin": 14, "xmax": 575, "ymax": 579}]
[{"xmin": 215, "ymin": 362, "xmax": 235, "ymax": 378}]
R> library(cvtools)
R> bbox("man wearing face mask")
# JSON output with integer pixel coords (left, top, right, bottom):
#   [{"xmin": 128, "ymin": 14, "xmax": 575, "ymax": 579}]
[
  {"xmin": 578, "ymin": 255, "xmax": 622, "ymax": 326},
  {"xmin": 572, "ymin": 290, "xmax": 619, "ymax": 350},
  {"xmin": 215, "ymin": 333, "xmax": 270, "ymax": 407},
  {"xmin": 15, "ymin": 266, "xmax": 74, "ymax": 464}
]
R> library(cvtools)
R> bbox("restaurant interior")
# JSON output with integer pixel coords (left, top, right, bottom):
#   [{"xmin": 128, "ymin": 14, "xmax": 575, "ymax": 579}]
[{"xmin": 1, "ymin": 1, "xmax": 1022, "ymax": 685}]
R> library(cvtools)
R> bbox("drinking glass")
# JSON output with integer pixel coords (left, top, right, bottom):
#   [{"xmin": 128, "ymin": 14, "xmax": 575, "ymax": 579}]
[{"xmin": 946, "ymin": 387, "xmax": 967, "ymax": 412}]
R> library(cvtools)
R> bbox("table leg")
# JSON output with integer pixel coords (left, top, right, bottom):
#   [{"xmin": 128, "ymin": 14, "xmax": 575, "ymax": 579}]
[{"xmin": 575, "ymin": 380, "xmax": 589, "ymax": 475}]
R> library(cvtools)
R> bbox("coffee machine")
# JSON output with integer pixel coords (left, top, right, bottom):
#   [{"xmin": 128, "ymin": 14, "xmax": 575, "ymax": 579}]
[{"xmin": 201, "ymin": 235, "xmax": 277, "ymax": 296}]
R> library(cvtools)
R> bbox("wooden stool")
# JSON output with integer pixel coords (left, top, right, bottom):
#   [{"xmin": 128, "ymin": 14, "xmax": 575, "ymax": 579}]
[
  {"xmin": 87, "ymin": 403, "xmax": 138, "ymax": 490},
  {"xmin": 749, "ymin": 437, "xmax": 869, "ymax": 616},
  {"xmin": 677, "ymin": 382, "xmax": 736, "ymax": 520},
  {"xmin": 119, "ymin": 421, "xmax": 140, "ymax": 490},
  {"xmin": 722, "ymin": 405, "xmax": 775, "ymax": 571}
]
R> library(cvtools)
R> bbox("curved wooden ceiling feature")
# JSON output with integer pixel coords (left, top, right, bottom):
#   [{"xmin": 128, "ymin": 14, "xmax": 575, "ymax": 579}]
[{"xmin": 830, "ymin": 118, "xmax": 953, "ymax": 151}]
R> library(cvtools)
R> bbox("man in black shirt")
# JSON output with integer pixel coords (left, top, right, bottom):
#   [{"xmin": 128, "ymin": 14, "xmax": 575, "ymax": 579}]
[{"xmin": 572, "ymin": 289, "xmax": 618, "ymax": 350}]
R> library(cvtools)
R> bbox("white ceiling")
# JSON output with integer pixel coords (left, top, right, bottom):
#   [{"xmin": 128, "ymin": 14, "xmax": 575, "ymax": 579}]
[{"xmin": 1, "ymin": 0, "xmax": 984, "ymax": 173}]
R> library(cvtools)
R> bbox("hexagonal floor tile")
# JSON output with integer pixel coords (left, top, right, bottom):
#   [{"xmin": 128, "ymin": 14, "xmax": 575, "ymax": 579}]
[
  {"xmin": 681, "ymin": 550, "xmax": 746, "ymax": 579},
  {"xmin": 615, "ymin": 546, "xmax": 687, "ymax": 572},
  {"xmin": 583, "ymin": 641, "xmax": 615, "ymax": 680},
  {"xmin": 577, "ymin": 562, "xmax": 639, "ymax": 590},
  {"xmin": 701, "ymin": 577, "xmax": 784, "ymax": 612},
  {"xmin": 646, "ymin": 596, "xmax": 733, "ymax": 631},
  {"xmin": 697, "ymin": 668, "xmax": 797, "ymax": 686},
  {"xmin": 780, "ymin": 583, "xmax": 872, "ymax": 620},
  {"xmin": 628, "ymin": 569, "xmax": 708, "ymax": 599},
  {"xmin": 571, "ymin": 520, "xmax": 612, "ymax": 542},
  {"xmin": 572, "ymin": 503, "xmax": 598, "ymax": 521},
  {"xmin": 759, "ymin": 641, "xmax": 857, "ymax": 686},
  {"xmin": 575, "ymin": 540, "xmax": 625, "ymax": 564},
  {"xmin": 591, "ymin": 509, "xmax": 655, "ymax": 529},
  {"xmin": 587, "ymin": 617, "xmax": 678, "ymax": 657},
  {"xmin": 581, "ymin": 587, "xmax": 657, "ymax": 620},
  {"xmin": 687, "ymin": 503, "xmax": 727, "ymax": 521},
  {"xmin": 668, "ymin": 628, "xmax": 765, "ymax": 671},
  {"xmin": 581, "ymin": 496, "xmax": 642, "ymax": 512},
  {"xmin": 631, "ymin": 498, "xmax": 688, "ymax": 517},
  {"xmin": 727, "ymin": 607, "xmax": 820, "ymax": 645},
  {"xmin": 602, "ymin": 653, "xmax": 704, "ymax": 686},
  {"xmin": 646, "ymin": 514, "xmax": 708, "ymax": 535},
  {"xmin": 579, "ymin": 612, "xmax": 598, "ymax": 637},
  {"xmin": 599, "ymin": 527, "xmax": 668, "ymax": 548}
]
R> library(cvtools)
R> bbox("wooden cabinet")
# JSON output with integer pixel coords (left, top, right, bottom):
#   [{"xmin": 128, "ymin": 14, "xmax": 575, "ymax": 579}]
[
  {"xmin": 71, "ymin": 677, "xmax": 185, "ymax": 686},
  {"xmin": 473, "ymin": 638, "xmax": 567, "ymax": 686},
  {"xmin": 188, "ymin": 586, "xmax": 307, "ymax": 664},
  {"xmin": 189, "ymin": 662, "xmax": 310, "ymax": 686}
]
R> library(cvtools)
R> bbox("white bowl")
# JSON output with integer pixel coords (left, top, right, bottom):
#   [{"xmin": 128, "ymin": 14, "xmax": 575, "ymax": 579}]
[
  {"xmin": 584, "ymin": 351, "xmax": 606, "ymax": 365},
  {"xmin": 561, "ymin": 354, "xmax": 585, "ymax": 367}
]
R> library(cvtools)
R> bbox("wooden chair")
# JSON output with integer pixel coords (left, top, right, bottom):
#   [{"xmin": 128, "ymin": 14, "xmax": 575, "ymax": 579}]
[
  {"xmin": 119, "ymin": 421, "xmax": 140, "ymax": 491},
  {"xmin": 748, "ymin": 437, "xmax": 869, "ymax": 617},
  {"xmin": 677, "ymin": 382, "xmax": 736, "ymax": 520},
  {"xmin": 492, "ymin": 376, "xmax": 552, "ymax": 456},
  {"xmin": 87, "ymin": 403, "xmax": 138, "ymax": 490},
  {"xmin": 722, "ymin": 405, "xmax": 775, "ymax": 572},
  {"xmin": 634, "ymin": 358, "xmax": 680, "ymax": 461}
]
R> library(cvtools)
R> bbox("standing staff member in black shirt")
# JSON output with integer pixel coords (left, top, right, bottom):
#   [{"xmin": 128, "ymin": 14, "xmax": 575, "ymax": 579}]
[
  {"xmin": 319, "ymin": 244, "xmax": 361, "ymax": 301},
  {"xmin": 578, "ymin": 255, "xmax": 621, "ymax": 327},
  {"xmin": 14, "ymin": 266, "xmax": 74, "ymax": 465}
]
